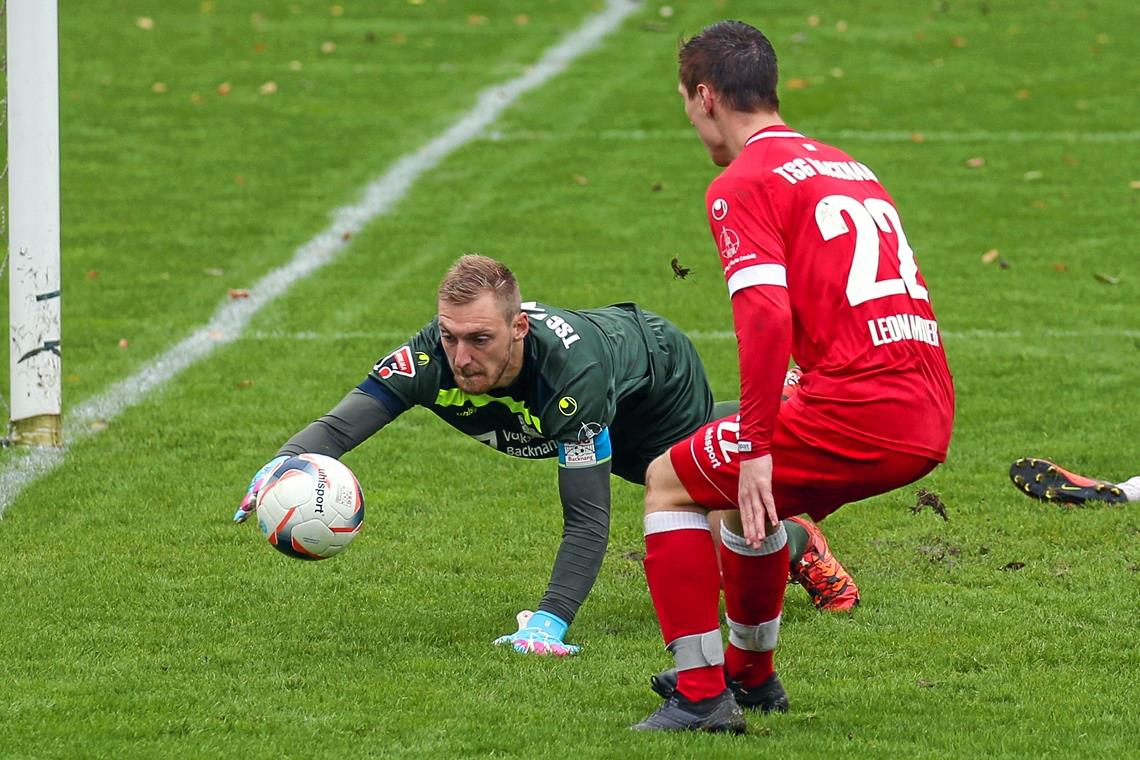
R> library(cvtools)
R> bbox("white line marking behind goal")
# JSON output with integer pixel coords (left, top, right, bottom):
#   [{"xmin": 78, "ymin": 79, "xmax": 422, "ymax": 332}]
[{"xmin": 0, "ymin": 0, "xmax": 639, "ymax": 518}]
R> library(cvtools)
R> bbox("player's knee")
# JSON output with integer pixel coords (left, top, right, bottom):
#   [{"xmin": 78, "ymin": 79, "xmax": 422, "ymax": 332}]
[{"xmin": 644, "ymin": 453, "xmax": 687, "ymax": 514}]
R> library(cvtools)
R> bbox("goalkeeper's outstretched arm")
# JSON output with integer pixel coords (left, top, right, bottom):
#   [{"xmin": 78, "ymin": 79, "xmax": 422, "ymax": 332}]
[{"xmin": 278, "ymin": 388, "xmax": 394, "ymax": 458}]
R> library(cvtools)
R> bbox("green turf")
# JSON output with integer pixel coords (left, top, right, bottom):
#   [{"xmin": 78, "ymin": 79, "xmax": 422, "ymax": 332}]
[{"xmin": 2, "ymin": 0, "xmax": 1138, "ymax": 757}]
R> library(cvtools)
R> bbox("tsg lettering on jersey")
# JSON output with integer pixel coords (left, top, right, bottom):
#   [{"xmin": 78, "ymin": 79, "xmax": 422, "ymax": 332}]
[
  {"xmin": 771, "ymin": 155, "xmax": 878, "ymax": 185},
  {"xmin": 521, "ymin": 302, "xmax": 581, "ymax": 349}
]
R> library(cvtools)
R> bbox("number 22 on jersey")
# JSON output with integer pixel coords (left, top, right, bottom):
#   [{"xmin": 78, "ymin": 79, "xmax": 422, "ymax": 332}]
[{"xmin": 814, "ymin": 194, "xmax": 928, "ymax": 307}]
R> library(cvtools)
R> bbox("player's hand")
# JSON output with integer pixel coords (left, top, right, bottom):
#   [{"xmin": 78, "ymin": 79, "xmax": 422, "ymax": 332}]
[
  {"xmin": 233, "ymin": 455, "xmax": 288, "ymax": 523},
  {"xmin": 738, "ymin": 454, "xmax": 777, "ymax": 547},
  {"xmin": 492, "ymin": 610, "xmax": 580, "ymax": 656}
]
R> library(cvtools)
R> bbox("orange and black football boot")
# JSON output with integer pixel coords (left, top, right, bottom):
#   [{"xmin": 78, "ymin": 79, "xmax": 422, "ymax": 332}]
[
  {"xmin": 1009, "ymin": 457, "xmax": 1127, "ymax": 506},
  {"xmin": 787, "ymin": 516, "xmax": 860, "ymax": 612}
]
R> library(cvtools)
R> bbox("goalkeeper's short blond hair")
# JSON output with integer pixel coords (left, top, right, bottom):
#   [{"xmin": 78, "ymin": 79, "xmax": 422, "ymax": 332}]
[{"xmin": 438, "ymin": 254, "xmax": 521, "ymax": 323}]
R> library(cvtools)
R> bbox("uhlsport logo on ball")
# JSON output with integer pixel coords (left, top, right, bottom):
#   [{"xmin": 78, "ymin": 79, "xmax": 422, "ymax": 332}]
[{"xmin": 256, "ymin": 453, "xmax": 364, "ymax": 560}]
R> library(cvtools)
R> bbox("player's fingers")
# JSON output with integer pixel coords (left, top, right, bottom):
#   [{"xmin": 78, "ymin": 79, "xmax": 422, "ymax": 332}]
[
  {"xmin": 739, "ymin": 492, "xmax": 762, "ymax": 547},
  {"xmin": 762, "ymin": 487, "xmax": 779, "ymax": 529}
]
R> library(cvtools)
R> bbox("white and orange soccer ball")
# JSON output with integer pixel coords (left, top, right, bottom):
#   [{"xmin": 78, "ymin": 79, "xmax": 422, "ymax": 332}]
[{"xmin": 256, "ymin": 453, "xmax": 364, "ymax": 560}]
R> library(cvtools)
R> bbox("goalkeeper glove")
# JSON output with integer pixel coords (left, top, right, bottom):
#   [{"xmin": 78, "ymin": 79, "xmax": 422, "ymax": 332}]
[
  {"xmin": 493, "ymin": 610, "xmax": 580, "ymax": 656},
  {"xmin": 233, "ymin": 455, "xmax": 287, "ymax": 523}
]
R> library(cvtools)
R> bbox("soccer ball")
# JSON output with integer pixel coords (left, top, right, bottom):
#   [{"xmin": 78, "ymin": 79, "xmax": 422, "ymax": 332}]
[{"xmin": 255, "ymin": 453, "xmax": 364, "ymax": 560}]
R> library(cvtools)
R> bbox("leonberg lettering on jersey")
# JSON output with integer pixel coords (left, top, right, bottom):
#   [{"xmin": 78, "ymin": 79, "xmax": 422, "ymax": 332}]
[
  {"xmin": 770, "ymin": 155, "xmax": 878, "ymax": 186},
  {"xmin": 867, "ymin": 313, "xmax": 941, "ymax": 348},
  {"xmin": 373, "ymin": 346, "xmax": 416, "ymax": 379}
]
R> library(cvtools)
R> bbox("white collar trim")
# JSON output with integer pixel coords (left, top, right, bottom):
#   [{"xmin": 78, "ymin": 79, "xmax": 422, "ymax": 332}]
[{"xmin": 745, "ymin": 130, "xmax": 804, "ymax": 146}]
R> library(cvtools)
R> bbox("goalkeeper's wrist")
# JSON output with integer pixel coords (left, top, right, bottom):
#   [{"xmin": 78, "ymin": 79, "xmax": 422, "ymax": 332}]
[{"xmin": 528, "ymin": 610, "xmax": 570, "ymax": 639}]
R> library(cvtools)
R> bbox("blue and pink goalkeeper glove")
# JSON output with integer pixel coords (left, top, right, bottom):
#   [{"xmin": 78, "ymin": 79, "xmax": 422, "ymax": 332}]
[
  {"xmin": 493, "ymin": 610, "xmax": 580, "ymax": 656},
  {"xmin": 233, "ymin": 455, "xmax": 287, "ymax": 523}
]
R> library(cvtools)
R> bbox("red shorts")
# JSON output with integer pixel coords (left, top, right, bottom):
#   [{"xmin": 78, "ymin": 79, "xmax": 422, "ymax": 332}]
[{"xmin": 669, "ymin": 409, "xmax": 939, "ymax": 522}]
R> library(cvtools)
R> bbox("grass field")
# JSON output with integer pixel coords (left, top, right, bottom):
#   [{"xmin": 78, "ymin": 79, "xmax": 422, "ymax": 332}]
[{"xmin": 2, "ymin": 0, "xmax": 1138, "ymax": 757}]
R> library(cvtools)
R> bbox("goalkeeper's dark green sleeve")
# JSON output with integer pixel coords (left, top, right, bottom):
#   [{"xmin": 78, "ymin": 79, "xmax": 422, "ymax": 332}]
[
  {"xmin": 539, "ymin": 463, "xmax": 613, "ymax": 626},
  {"xmin": 277, "ymin": 388, "xmax": 393, "ymax": 458}
]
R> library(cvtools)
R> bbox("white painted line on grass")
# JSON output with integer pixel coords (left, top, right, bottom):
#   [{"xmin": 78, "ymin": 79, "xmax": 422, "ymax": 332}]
[
  {"xmin": 482, "ymin": 128, "xmax": 1140, "ymax": 144},
  {"xmin": 687, "ymin": 328, "xmax": 1140, "ymax": 341},
  {"xmin": 0, "ymin": 0, "xmax": 639, "ymax": 518},
  {"xmin": 241, "ymin": 327, "xmax": 1140, "ymax": 344}
]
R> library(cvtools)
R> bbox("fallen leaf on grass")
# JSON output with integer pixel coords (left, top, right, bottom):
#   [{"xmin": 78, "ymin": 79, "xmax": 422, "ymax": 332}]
[
  {"xmin": 572, "ymin": 174, "xmax": 589, "ymax": 186},
  {"xmin": 640, "ymin": 21, "xmax": 668, "ymax": 33},
  {"xmin": 86, "ymin": 270, "xmax": 99, "ymax": 280},
  {"xmin": 1130, "ymin": 180, "xmax": 1140, "ymax": 190},
  {"xmin": 89, "ymin": 419, "xmax": 109, "ymax": 432},
  {"xmin": 467, "ymin": 14, "xmax": 488, "ymax": 26},
  {"xmin": 965, "ymin": 156, "xmax": 985, "ymax": 168},
  {"xmin": 203, "ymin": 268, "xmax": 224, "ymax": 277},
  {"xmin": 235, "ymin": 379, "xmax": 255, "ymax": 390},
  {"xmin": 622, "ymin": 551, "xmax": 645, "ymax": 562},
  {"xmin": 981, "ymin": 248, "xmax": 1000, "ymax": 263},
  {"xmin": 259, "ymin": 81, "xmax": 278, "ymax": 95},
  {"xmin": 151, "ymin": 82, "xmax": 168, "ymax": 94},
  {"xmin": 1001, "ymin": 561, "xmax": 1025, "ymax": 571},
  {"xmin": 671, "ymin": 257, "xmax": 692, "ymax": 280},
  {"xmin": 917, "ymin": 679, "xmax": 940, "ymax": 688},
  {"xmin": 1093, "ymin": 272, "xmax": 1121, "ymax": 285},
  {"xmin": 321, "ymin": 41, "xmax": 337, "ymax": 54},
  {"xmin": 786, "ymin": 78, "xmax": 810, "ymax": 90},
  {"xmin": 1051, "ymin": 263, "xmax": 1068, "ymax": 272},
  {"xmin": 228, "ymin": 288, "xmax": 250, "ymax": 299},
  {"xmin": 650, "ymin": 182, "xmax": 664, "ymax": 192},
  {"xmin": 910, "ymin": 132, "xmax": 925, "ymax": 143},
  {"xmin": 136, "ymin": 17, "xmax": 155, "ymax": 30},
  {"xmin": 216, "ymin": 82, "xmax": 232, "ymax": 96},
  {"xmin": 118, "ymin": 339, "xmax": 130, "ymax": 349}
]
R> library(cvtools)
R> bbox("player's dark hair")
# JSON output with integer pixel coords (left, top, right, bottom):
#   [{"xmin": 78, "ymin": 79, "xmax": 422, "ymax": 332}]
[
  {"xmin": 679, "ymin": 20, "xmax": 780, "ymax": 113},
  {"xmin": 438, "ymin": 254, "xmax": 521, "ymax": 323}
]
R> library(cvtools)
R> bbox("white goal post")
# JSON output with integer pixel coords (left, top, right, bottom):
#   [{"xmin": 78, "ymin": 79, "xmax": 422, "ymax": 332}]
[{"xmin": 5, "ymin": 0, "xmax": 62, "ymax": 446}]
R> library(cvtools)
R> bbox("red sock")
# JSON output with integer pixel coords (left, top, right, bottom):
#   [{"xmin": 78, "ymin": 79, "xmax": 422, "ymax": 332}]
[
  {"xmin": 644, "ymin": 513, "xmax": 724, "ymax": 701},
  {"xmin": 720, "ymin": 522, "xmax": 788, "ymax": 689}
]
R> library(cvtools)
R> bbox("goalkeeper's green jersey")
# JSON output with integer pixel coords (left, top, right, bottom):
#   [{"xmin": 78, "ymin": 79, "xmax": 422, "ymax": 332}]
[{"xmin": 361, "ymin": 301, "xmax": 713, "ymax": 483}]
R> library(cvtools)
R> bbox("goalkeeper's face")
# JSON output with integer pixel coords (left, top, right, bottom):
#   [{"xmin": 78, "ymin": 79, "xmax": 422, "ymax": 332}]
[{"xmin": 438, "ymin": 292, "xmax": 529, "ymax": 394}]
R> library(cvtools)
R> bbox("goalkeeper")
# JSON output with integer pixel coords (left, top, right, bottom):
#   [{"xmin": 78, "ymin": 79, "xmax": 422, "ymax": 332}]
[{"xmin": 235, "ymin": 254, "xmax": 856, "ymax": 655}]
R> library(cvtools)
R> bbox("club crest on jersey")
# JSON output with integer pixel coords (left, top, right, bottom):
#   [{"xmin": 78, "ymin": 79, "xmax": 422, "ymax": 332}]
[
  {"xmin": 578, "ymin": 421, "xmax": 603, "ymax": 443},
  {"xmin": 718, "ymin": 227, "xmax": 740, "ymax": 259},
  {"xmin": 373, "ymin": 346, "xmax": 416, "ymax": 380},
  {"xmin": 711, "ymin": 198, "xmax": 729, "ymax": 220}
]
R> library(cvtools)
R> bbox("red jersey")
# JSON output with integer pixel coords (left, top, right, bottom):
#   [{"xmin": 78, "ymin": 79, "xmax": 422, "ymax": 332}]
[{"xmin": 706, "ymin": 125, "xmax": 954, "ymax": 461}]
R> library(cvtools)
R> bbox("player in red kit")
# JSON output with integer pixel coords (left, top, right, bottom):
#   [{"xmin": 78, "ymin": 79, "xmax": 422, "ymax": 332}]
[{"xmin": 633, "ymin": 20, "xmax": 955, "ymax": 733}]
